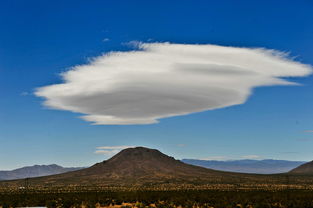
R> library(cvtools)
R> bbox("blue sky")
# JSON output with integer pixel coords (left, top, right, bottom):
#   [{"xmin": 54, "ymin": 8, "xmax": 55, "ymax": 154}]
[{"xmin": 1, "ymin": 0, "xmax": 313, "ymax": 169}]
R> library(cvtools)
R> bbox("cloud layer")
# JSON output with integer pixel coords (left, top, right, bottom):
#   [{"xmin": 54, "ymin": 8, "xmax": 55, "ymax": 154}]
[
  {"xmin": 35, "ymin": 42, "xmax": 312, "ymax": 125},
  {"xmin": 94, "ymin": 145, "xmax": 134, "ymax": 155},
  {"xmin": 240, "ymin": 155, "xmax": 262, "ymax": 159}
]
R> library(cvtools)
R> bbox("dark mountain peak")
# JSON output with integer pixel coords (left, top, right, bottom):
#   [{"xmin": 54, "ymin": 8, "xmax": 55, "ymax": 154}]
[
  {"xmin": 107, "ymin": 147, "xmax": 173, "ymax": 163},
  {"xmin": 113, "ymin": 146, "xmax": 161, "ymax": 156},
  {"xmin": 290, "ymin": 160, "xmax": 313, "ymax": 174},
  {"xmin": 88, "ymin": 147, "xmax": 180, "ymax": 174},
  {"xmin": 61, "ymin": 146, "xmax": 216, "ymax": 183}
]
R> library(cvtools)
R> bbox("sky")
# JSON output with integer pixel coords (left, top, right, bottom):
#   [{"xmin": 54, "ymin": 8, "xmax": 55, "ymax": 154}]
[{"xmin": 1, "ymin": 0, "xmax": 313, "ymax": 170}]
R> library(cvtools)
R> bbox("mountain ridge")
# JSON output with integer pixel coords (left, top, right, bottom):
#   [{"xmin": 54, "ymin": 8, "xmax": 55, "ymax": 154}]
[
  {"xmin": 0, "ymin": 164, "xmax": 83, "ymax": 181},
  {"xmin": 0, "ymin": 150, "xmax": 308, "ymax": 181},
  {"xmin": 1, "ymin": 147, "xmax": 313, "ymax": 189},
  {"xmin": 0, "ymin": 147, "xmax": 242, "ymax": 187},
  {"xmin": 182, "ymin": 159, "xmax": 306, "ymax": 174},
  {"xmin": 289, "ymin": 160, "xmax": 313, "ymax": 174}
]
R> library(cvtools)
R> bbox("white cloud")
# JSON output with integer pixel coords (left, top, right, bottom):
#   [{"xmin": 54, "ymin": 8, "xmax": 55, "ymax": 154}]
[
  {"xmin": 304, "ymin": 130, "xmax": 313, "ymax": 133},
  {"xmin": 35, "ymin": 42, "xmax": 312, "ymax": 125},
  {"xmin": 102, "ymin": 38, "xmax": 110, "ymax": 42},
  {"xmin": 94, "ymin": 145, "xmax": 134, "ymax": 155},
  {"xmin": 240, "ymin": 155, "xmax": 262, "ymax": 159},
  {"xmin": 200, "ymin": 156, "xmax": 228, "ymax": 160},
  {"xmin": 94, "ymin": 150, "xmax": 119, "ymax": 155},
  {"xmin": 96, "ymin": 145, "xmax": 135, "ymax": 150}
]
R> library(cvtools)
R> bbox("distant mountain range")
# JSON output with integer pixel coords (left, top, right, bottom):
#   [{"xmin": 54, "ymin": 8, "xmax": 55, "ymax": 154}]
[
  {"xmin": 182, "ymin": 159, "xmax": 306, "ymax": 174},
  {"xmin": 0, "ymin": 164, "xmax": 83, "ymax": 181}
]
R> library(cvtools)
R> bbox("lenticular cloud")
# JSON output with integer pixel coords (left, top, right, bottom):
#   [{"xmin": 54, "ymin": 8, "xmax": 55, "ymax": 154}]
[{"xmin": 35, "ymin": 43, "xmax": 312, "ymax": 125}]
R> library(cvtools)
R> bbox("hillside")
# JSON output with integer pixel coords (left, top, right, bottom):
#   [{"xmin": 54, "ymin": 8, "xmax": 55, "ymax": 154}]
[
  {"xmin": 1, "ymin": 147, "xmax": 313, "ymax": 189},
  {"xmin": 31, "ymin": 147, "xmax": 234, "ymax": 186},
  {"xmin": 289, "ymin": 160, "xmax": 313, "ymax": 174},
  {"xmin": 0, "ymin": 164, "xmax": 82, "ymax": 181},
  {"xmin": 182, "ymin": 159, "xmax": 305, "ymax": 174}
]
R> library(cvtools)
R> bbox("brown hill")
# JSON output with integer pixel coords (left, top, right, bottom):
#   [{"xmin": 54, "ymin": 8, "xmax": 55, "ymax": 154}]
[
  {"xmin": 35, "ymin": 147, "xmax": 236, "ymax": 186},
  {"xmin": 2, "ymin": 147, "xmax": 313, "ymax": 189},
  {"xmin": 0, "ymin": 147, "xmax": 243, "ymax": 187},
  {"xmin": 289, "ymin": 160, "xmax": 313, "ymax": 174}
]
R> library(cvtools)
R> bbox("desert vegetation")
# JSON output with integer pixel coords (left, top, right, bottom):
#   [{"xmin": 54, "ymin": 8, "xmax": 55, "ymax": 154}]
[{"xmin": 1, "ymin": 189, "xmax": 313, "ymax": 208}]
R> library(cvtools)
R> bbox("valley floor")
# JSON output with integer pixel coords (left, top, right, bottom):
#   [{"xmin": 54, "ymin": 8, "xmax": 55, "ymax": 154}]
[{"xmin": 1, "ymin": 189, "xmax": 313, "ymax": 208}]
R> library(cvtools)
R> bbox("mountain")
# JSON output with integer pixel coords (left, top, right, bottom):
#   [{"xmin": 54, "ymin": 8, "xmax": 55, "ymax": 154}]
[
  {"xmin": 0, "ymin": 157, "xmax": 303, "ymax": 181},
  {"xmin": 37, "ymin": 147, "xmax": 232, "ymax": 186},
  {"xmin": 0, "ymin": 147, "xmax": 248, "ymax": 187},
  {"xmin": 1, "ymin": 147, "xmax": 312, "ymax": 189},
  {"xmin": 182, "ymin": 159, "xmax": 305, "ymax": 174},
  {"xmin": 0, "ymin": 164, "xmax": 83, "ymax": 181},
  {"xmin": 289, "ymin": 160, "xmax": 313, "ymax": 174}
]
